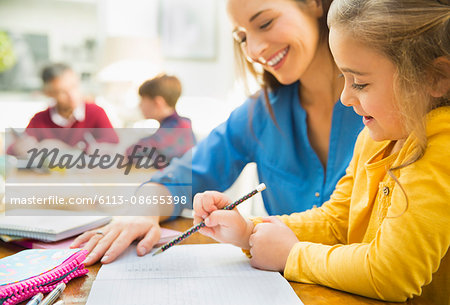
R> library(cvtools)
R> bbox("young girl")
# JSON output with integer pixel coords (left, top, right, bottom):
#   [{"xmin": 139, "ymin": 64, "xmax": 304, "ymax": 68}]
[{"xmin": 193, "ymin": 0, "xmax": 450, "ymax": 303}]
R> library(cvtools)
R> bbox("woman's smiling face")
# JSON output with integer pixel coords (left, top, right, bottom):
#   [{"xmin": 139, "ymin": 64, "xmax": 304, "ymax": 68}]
[{"xmin": 228, "ymin": 0, "xmax": 323, "ymax": 85}]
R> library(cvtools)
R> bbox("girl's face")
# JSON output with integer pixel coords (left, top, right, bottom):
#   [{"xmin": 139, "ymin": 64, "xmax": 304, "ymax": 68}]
[
  {"xmin": 228, "ymin": 0, "xmax": 323, "ymax": 85},
  {"xmin": 329, "ymin": 27, "xmax": 408, "ymax": 142}
]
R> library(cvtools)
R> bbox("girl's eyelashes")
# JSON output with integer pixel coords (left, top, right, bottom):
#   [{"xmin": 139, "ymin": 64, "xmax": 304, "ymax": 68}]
[
  {"xmin": 340, "ymin": 72, "xmax": 369, "ymax": 91},
  {"xmin": 351, "ymin": 83, "xmax": 369, "ymax": 90}
]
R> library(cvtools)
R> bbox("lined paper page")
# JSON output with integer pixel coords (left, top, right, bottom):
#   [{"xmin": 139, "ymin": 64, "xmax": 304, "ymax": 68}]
[
  {"xmin": 96, "ymin": 244, "xmax": 268, "ymax": 279},
  {"xmin": 87, "ymin": 244, "xmax": 304, "ymax": 305}
]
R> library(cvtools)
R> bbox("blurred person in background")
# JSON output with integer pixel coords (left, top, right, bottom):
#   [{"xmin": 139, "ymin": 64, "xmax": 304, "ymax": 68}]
[
  {"xmin": 126, "ymin": 74, "xmax": 196, "ymax": 163},
  {"xmin": 7, "ymin": 63, "xmax": 118, "ymax": 157}
]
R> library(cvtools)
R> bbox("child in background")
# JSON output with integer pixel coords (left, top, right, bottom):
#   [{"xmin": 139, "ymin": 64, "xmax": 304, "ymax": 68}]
[
  {"xmin": 193, "ymin": 0, "xmax": 450, "ymax": 303},
  {"xmin": 127, "ymin": 74, "xmax": 196, "ymax": 162}
]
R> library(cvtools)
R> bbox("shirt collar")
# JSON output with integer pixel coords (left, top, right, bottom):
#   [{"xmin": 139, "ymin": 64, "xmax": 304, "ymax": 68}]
[
  {"xmin": 160, "ymin": 111, "xmax": 179, "ymax": 127},
  {"xmin": 49, "ymin": 103, "xmax": 85, "ymax": 127}
]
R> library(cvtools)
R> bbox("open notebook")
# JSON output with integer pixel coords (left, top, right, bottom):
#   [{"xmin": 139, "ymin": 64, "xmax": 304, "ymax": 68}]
[
  {"xmin": 0, "ymin": 211, "xmax": 111, "ymax": 242},
  {"xmin": 86, "ymin": 244, "xmax": 304, "ymax": 305}
]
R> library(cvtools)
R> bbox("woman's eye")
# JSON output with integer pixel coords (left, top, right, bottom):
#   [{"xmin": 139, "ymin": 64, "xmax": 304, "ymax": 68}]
[
  {"xmin": 351, "ymin": 83, "xmax": 368, "ymax": 90},
  {"xmin": 260, "ymin": 19, "xmax": 273, "ymax": 29}
]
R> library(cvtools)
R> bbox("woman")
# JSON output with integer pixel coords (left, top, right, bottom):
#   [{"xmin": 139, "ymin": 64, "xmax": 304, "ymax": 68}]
[{"xmin": 73, "ymin": 0, "xmax": 363, "ymax": 265}]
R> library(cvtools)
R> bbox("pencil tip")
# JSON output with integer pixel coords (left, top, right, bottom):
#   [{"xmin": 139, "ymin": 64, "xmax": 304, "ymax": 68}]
[{"xmin": 152, "ymin": 248, "xmax": 163, "ymax": 256}]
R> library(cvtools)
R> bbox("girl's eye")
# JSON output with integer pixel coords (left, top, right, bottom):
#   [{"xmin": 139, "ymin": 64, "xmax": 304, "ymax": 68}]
[
  {"xmin": 351, "ymin": 83, "xmax": 368, "ymax": 90},
  {"xmin": 260, "ymin": 19, "xmax": 273, "ymax": 30}
]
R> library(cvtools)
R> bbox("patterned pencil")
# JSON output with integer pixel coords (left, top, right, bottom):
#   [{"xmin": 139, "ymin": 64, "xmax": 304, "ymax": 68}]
[{"xmin": 152, "ymin": 183, "xmax": 266, "ymax": 256}]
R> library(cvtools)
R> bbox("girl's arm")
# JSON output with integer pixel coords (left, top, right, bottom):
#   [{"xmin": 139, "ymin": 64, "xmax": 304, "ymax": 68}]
[
  {"xmin": 276, "ymin": 167, "xmax": 354, "ymax": 245},
  {"xmin": 282, "ymin": 131, "xmax": 450, "ymax": 302},
  {"xmin": 247, "ymin": 146, "xmax": 357, "ymax": 273}
]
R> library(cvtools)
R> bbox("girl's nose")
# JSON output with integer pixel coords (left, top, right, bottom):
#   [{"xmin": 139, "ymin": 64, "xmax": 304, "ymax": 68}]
[{"xmin": 340, "ymin": 84, "xmax": 358, "ymax": 108}]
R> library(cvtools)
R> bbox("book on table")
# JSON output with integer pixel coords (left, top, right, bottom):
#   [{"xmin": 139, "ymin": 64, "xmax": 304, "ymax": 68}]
[{"xmin": 0, "ymin": 209, "xmax": 112, "ymax": 242}]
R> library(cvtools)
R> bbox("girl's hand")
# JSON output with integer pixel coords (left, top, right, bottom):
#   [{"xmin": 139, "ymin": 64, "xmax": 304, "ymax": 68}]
[
  {"xmin": 193, "ymin": 191, "xmax": 253, "ymax": 249},
  {"xmin": 249, "ymin": 217, "xmax": 299, "ymax": 272}
]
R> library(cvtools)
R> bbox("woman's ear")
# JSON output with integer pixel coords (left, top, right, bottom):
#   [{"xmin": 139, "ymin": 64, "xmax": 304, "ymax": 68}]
[{"xmin": 429, "ymin": 56, "xmax": 450, "ymax": 98}]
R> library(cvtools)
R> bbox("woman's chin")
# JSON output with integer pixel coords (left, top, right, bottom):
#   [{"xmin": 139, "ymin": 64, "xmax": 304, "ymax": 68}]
[{"xmin": 272, "ymin": 74, "xmax": 299, "ymax": 86}]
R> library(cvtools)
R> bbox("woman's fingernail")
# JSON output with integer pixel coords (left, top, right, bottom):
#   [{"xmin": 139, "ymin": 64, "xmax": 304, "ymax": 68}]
[
  {"xmin": 100, "ymin": 255, "xmax": 109, "ymax": 263},
  {"xmin": 205, "ymin": 217, "xmax": 210, "ymax": 225},
  {"xmin": 83, "ymin": 255, "xmax": 92, "ymax": 264}
]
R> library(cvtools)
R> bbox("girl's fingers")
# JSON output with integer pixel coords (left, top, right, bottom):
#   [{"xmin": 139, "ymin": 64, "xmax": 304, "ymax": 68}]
[
  {"xmin": 205, "ymin": 210, "xmax": 238, "ymax": 227},
  {"xmin": 199, "ymin": 226, "xmax": 215, "ymax": 237},
  {"xmin": 193, "ymin": 193, "xmax": 209, "ymax": 218},
  {"xmin": 193, "ymin": 214, "xmax": 204, "ymax": 226}
]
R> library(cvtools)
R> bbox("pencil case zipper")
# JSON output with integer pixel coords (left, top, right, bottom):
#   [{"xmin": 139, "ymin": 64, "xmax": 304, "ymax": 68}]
[
  {"xmin": 0, "ymin": 249, "xmax": 88, "ymax": 305},
  {"xmin": 1, "ymin": 267, "xmax": 88, "ymax": 305}
]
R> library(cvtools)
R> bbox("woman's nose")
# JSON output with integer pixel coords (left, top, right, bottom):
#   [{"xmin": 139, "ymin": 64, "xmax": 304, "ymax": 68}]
[{"xmin": 244, "ymin": 33, "xmax": 268, "ymax": 63}]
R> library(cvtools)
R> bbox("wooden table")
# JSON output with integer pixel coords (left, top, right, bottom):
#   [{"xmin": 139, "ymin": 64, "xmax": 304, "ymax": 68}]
[{"xmin": 0, "ymin": 217, "xmax": 425, "ymax": 305}]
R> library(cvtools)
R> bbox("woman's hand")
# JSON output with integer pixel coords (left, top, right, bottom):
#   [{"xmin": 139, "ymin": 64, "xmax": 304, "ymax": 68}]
[
  {"xmin": 70, "ymin": 216, "xmax": 160, "ymax": 265},
  {"xmin": 249, "ymin": 217, "xmax": 299, "ymax": 272},
  {"xmin": 193, "ymin": 191, "xmax": 253, "ymax": 249}
]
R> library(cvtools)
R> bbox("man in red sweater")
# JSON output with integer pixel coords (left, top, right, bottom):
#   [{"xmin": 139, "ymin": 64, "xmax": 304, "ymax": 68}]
[{"xmin": 8, "ymin": 63, "xmax": 118, "ymax": 156}]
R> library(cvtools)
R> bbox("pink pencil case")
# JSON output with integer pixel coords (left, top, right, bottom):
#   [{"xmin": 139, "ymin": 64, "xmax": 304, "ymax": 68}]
[{"xmin": 0, "ymin": 248, "xmax": 88, "ymax": 305}]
